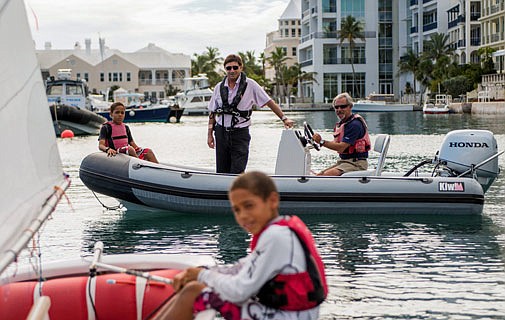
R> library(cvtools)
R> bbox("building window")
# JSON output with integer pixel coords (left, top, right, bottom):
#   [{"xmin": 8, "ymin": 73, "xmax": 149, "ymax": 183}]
[
  {"xmin": 323, "ymin": 73, "xmax": 339, "ymax": 102},
  {"xmin": 341, "ymin": 0, "xmax": 364, "ymax": 19},
  {"xmin": 341, "ymin": 72, "xmax": 365, "ymax": 98},
  {"xmin": 291, "ymin": 28, "xmax": 296, "ymax": 37},
  {"xmin": 292, "ymin": 47, "xmax": 297, "ymax": 56},
  {"xmin": 119, "ymin": 73, "xmax": 123, "ymax": 82},
  {"xmin": 113, "ymin": 59, "xmax": 118, "ymax": 65},
  {"xmin": 84, "ymin": 73, "xmax": 89, "ymax": 81},
  {"xmin": 100, "ymin": 73, "xmax": 104, "ymax": 82},
  {"xmin": 341, "ymin": 45, "xmax": 366, "ymax": 64},
  {"xmin": 323, "ymin": 45, "xmax": 339, "ymax": 64},
  {"xmin": 76, "ymin": 73, "xmax": 81, "ymax": 79},
  {"xmin": 282, "ymin": 47, "xmax": 288, "ymax": 55},
  {"xmin": 127, "ymin": 72, "xmax": 131, "ymax": 81},
  {"xmin": 323, "ymin": 0, "xmax": 337, "ymax": 13},
  {"xmin": 108, "ymin": 73, "xmax": 112, "ymax": 82}
]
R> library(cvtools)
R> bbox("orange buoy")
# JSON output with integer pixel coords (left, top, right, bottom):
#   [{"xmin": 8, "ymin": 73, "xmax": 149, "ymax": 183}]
[{"xmin": 61, "ymin": 129, "xmax": 74, "ymax": 138}]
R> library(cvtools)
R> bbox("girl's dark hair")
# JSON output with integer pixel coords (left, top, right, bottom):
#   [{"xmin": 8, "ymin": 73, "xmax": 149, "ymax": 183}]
[
  {"xmin": 110, "ymin": 102, "xmax": 125, "ymax": 112},
  {"xmin": 230, "ymin": 171, "xmax": 278, "ymax": 200}
]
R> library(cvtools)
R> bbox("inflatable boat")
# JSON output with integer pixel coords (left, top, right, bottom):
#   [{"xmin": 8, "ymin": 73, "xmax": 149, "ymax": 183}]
[
  {"xmin": 79, "ymin": 126, "xmax": 502, "ymax": 215},
  {"xmin": 0, "ymin": 242, "xmax": 216, "ymax": 320}
]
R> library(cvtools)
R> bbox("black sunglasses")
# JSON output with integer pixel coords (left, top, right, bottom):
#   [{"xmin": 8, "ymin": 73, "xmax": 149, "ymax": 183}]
[
  {"xmin": 225, "ymin": 65, "xmax": 240, "ymax": 71},
  {"xmin": 333, "ymin": 104, "xmax": 349, "ymax": 110}
]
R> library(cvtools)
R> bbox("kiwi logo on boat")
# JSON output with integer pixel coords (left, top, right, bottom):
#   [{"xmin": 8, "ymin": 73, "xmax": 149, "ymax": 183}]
[
  {"xmin": 448, "ymin": 141, "xmax": 489, "ymax": 148},
  {"xmin": 439, "ymin": 182, "xmax": 465, "ymax": 192}
]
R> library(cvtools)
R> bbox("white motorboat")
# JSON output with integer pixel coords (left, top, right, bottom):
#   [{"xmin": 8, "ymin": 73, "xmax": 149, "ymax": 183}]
[
  {"xmin": 46, "ymin": 69, "xmax": 107, "ymax": 136},
  {"xmin": 353, "ymin": 93, "xmax": 414, "ymax": 112},
  {"xmin": 175, "ymin": 74, "xmax": 213, "ymax": 115},
  {"xmin": 0, "ymin": 1, "xmax": 216, "ymax": 318},
  {"xmin": 423, "ymin": 94, "xmax": 451, "ymax": 114},
  {"xmin": 79, "ymin": 123, "xmax": 503, "ymax": 215}
]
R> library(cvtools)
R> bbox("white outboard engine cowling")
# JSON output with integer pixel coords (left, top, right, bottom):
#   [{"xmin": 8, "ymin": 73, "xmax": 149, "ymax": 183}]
[{"xmin": 437, "ymin": 129, "xmax": 500, "ymax": 192}]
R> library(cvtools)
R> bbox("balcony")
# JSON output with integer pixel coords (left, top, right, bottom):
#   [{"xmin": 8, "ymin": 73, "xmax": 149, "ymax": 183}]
[
  {"xmin": 300, "ymin": 60, "xmax": 313, "ymax": 67},
  {"xmin": 323, "ymin": 57, "xmax": 366, "ymax": 65},
  {"xmin": 423, "ymin": 21, "xmax": 437, "ymax": 32},
  {"xmin": 410, "ymin": 26, "xmax": 418, "ymax": 34},
  {"xmin": 470, "ymin": 38, "xmax": 480, "ymax": 46},
  {"xmin": 458, "ymin": 39, "xmax": 466, "ymax": 48},
  {"xmin": 470, "ymin": 12, "xmax": 481, "ymax": 21}
]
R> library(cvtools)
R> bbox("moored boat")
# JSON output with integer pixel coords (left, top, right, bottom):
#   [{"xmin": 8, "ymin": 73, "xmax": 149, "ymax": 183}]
[
  {"xmin": 423, "ymin": 94, "xmax": 451, "ymax": 114},
  {"xmin": 79, "ymin": 126, "xmax": 502, "ymax": 215},
  {"xmin": 46, "ymin": 70, "xmax": 107, "ymax": 136},
  {"xmin": 95, "ymin": 92, "xmax": 184, "ymax": 123},
  {"xmin": 353, "ymin": 93, "xmax": 414, "ymax": 112},
  {"xmin": 175, "ymin": 74, "xmax": 212, "ymax": 115}
]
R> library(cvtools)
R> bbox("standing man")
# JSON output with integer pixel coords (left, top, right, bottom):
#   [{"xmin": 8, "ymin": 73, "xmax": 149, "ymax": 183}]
[
  {"xmin": 207, "ymin": 54, "xmax": 294, "ymax": 174},
  {"xmin": 312, "ymin": 92, "xmax": 371, "ymax": 176}
]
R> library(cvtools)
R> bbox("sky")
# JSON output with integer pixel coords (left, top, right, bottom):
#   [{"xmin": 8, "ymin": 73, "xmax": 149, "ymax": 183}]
[{"xmin": 25, "ymin": 0, "xmax": 290, "ymax": 58}]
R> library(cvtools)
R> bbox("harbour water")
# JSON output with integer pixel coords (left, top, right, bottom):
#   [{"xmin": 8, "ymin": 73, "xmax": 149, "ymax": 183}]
[{"xmin": 15, "ymin": 111, "xmax": 505, "ymax": 318}]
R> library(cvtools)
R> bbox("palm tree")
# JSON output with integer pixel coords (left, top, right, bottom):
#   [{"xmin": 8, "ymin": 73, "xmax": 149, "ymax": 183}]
[
  {"xmin": 283, "ymin": 63, "xmax": 318, "ymax": 100},
  {"xmin": 478, "ymin": 46, "xmax": 497, "ymax": 74},
  {"xmin": 398, "ymin": 49, "xmax": 420, "ymax": 100},
  {"xmin": 422, "ymin": 33, "xmax": 454, "ymax": 93},
  {"xmin": 191, "ymin": 47, "xmax": 223, "ymax": 87},
  {"xmin": 423, "ymin": 33, "xmax": 454, "ymax": 62},
  {"xmin": 338, "ymin": 15, "xmax": 365, "ymax": 98},
  {"xmin": 266, "ymin": 47, "xmax": 289, "ymax": 99}
]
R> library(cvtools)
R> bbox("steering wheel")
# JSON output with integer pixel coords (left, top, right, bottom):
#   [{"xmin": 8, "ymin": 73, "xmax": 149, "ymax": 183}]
[
  {"xmin": 303, "ymin": 122, "xmax": 320, "ymax": 151},
  {"xmin": 295, "ymin": 130, "xmax": 308, "ymax": 147}
]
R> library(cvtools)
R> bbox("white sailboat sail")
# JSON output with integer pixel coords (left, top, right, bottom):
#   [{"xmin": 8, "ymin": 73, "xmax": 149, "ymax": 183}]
[{"xmin": 0, "ymin": 0, "xmax": 69, "ymax": 274}]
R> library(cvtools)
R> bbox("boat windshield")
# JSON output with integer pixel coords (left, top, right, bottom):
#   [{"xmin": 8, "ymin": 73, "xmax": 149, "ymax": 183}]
[
  {"xmin": 47, "ymin": 84, "xmax": 63, "ymax": 95},
  {"xmin": 66, "ymin": 84, "xmax": 84, "ymax": 95}
]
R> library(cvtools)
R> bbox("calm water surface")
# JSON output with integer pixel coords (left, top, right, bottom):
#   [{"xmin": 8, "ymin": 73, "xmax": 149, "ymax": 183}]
[{"xmin": 18, "ymin": 111, "xmax": 505, "ymax": 319}]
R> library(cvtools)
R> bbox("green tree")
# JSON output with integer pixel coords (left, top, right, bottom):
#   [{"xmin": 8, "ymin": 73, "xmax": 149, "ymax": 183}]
[
  {"xmin": 442, "ymin": 75, "xmax": 474, "ymax": 98},
  {"xmin": 398, "ymin": 49, "xmax": 420, "ymax": 97},
  {"xmin": 338, "ymin": 15, "xmax": 365, "ymax": 98},
  {"xmin": 422, "ymin": 33, "xmax": 454, "ymax": 93},
  {"xmin": 478, "ymin": 46, "xmax": 497, "ymax": 75},
  {"xmin": 191, "ymin": 47, "xmax": 224, "ymax": 87},
  {"xmin": 238, "ymin": 51, "xmax": 265, "ymax": 86},
  {"xmin": 266, "ymin": 47, "xmax": 289, "ymax": 99}
]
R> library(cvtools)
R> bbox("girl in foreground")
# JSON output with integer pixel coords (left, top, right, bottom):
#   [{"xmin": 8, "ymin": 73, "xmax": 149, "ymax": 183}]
[
  {"xmin": 98, "ymin": 102, "xmax": 158, "ymax": 163},
  {"xmin": 155, "ymin": 171, "xmax": 327, "ymax": 320}
]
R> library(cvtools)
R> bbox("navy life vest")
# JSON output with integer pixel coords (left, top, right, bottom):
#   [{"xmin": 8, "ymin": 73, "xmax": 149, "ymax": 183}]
[
  {"xmin": 216, "ymin": 72, "xmax": 251, "ymax": 127},
  {"xmin": 250, "ymin": 215, "xmax": 328, "ymax": 311}
]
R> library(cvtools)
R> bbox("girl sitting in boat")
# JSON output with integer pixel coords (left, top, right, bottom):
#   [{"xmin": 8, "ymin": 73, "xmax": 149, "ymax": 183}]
[
  {"xmin": 155, "ymin": 171, "xmax": 327, "ymax": 320},
  {"xmin": 98, "ymin": 102, "xmax": 158, "ymax": 163}
]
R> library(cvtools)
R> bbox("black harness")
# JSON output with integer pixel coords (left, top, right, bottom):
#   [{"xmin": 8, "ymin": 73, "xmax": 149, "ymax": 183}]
[{"xmin": 215, "ymin": 72, "xmax": 251, "ymax": 128}]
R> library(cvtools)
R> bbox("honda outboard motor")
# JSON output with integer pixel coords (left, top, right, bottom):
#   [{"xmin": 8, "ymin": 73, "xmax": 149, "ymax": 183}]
[{"xmin": 436, "ymin": 130, "xmax": 500, "ymax": 192}]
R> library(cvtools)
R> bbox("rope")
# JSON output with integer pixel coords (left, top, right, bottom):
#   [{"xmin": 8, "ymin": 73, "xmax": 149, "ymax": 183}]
[{"xmin": 91, "ymin": 190, "xmax": 123, "ymax": 210}]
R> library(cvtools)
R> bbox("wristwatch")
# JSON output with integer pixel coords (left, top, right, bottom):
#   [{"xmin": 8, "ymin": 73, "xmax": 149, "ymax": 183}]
[{"xmin": 320, "ymin": 139, "xmax": 325, "ymax": 146}]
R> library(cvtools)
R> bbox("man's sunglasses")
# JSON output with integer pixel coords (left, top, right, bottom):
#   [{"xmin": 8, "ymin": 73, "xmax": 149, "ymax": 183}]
[
  {"xmin": 225, "ymin": 66, "xmax": 240, "ymax": 71},
  {"xmin": 333, "ymin": 104, "xmax": 349, "ymax": 110}
]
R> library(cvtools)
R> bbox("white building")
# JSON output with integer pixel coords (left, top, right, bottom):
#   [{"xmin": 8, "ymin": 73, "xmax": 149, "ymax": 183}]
[
  {"xmin": 264, "ymin": 0, "xmax": 301, "ymax": 82},
  {"xmin": 298, "ymin": 0, "xmax": 410, "ymax": 103},
  {"xmin": 37, "ymin": 41, "xmax": 191, "ymax": 101}
]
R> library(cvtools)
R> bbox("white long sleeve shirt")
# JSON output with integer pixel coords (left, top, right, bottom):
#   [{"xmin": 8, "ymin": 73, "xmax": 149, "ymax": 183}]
[{"xmin": 198, "ymin": 220, "xmax": 320, "ymax": 320}]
